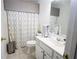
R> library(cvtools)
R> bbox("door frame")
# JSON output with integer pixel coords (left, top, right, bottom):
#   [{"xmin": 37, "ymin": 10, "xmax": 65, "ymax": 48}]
[{"xmin": 64, "ymin": 0, "xmax": 77, "ymax": 59}]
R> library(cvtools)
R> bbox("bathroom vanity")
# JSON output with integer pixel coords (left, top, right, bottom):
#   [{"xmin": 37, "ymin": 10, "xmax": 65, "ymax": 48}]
[
  {"xmin": 36, "ymin": 0, "xmax": 70, "ymax": 59},
  {"xmin": 35, "ymin": 34, "xmax": 66, "ymax": 59}
]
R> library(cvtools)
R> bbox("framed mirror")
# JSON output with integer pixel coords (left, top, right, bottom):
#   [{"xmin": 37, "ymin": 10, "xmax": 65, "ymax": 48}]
[{"xmin": 50, "ymin": 0, "xmax": 70, "ymax": 35}]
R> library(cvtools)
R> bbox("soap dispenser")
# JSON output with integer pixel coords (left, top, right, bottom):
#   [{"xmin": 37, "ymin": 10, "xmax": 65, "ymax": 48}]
[{"xmin": 42, "ymin": 25, "xmax": 50, "ymax": 37}]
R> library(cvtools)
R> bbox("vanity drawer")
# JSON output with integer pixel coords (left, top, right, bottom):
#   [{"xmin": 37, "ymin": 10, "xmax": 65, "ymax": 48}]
[{"xmin": 40, "ymin": 41, "xmax": 53, "ymax": 57}]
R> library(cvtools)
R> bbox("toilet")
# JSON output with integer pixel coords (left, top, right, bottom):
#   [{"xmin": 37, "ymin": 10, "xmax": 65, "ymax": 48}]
[{"xmin": 26, "ymin": 40, "xmax": 36, "ymax": 54}]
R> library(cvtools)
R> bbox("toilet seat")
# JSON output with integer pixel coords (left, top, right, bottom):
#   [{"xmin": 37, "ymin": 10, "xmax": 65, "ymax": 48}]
[{"xmin": 26, "ymin": 40, "xmax": 36, "ymax": 47}]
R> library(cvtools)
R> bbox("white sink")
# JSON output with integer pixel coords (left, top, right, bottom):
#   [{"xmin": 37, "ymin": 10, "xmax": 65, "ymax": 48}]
[
  {"xmin": 45, "ymin": 34, "xmax": 66, "ymax": 46},
  {"xmin": 38, "ymin": 33, "xmax": 66, "ymax": 46}
]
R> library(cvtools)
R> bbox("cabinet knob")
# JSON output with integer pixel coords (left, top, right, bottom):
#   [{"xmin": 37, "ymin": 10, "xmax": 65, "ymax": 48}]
[{"xmin": 63, "ymin": 53, "xmax": 69, "ymax": 59}]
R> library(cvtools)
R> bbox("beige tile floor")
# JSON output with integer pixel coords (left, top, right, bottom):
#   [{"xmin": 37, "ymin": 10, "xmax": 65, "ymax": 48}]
[{"xmin": 7, "ymin": 47, "xmax": 36, "ymax": 59}]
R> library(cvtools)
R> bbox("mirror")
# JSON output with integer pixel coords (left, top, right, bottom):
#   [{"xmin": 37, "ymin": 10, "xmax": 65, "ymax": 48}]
[{"xmin": 50, "ymin": 0, "xmax": 70, "ymax": 35}]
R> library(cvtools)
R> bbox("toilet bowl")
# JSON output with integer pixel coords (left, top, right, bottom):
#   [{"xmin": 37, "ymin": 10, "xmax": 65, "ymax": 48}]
[{"xmin": 26, "ymin": 40, "xmax": 36, "ymax": 54}]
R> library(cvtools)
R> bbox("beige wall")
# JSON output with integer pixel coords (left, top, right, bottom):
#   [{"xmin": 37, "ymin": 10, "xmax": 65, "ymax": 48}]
[
  {"xmin": 57, "ymin": 3, "xmax": 70, "ymax": 35},
  {"xmin": 1, "ymin": 0, "xmax": 8, "ymax": 59},
  {"xmin": 39, "ymin": 0, "xmax": 70, "ymax": 35},
  {"xmin": 1, "ymin": 0, "xmax": 8, "ymax": 40},
  {"xmin": 38, "ymin": 0, "xmax": 51, "ymax": 32}
]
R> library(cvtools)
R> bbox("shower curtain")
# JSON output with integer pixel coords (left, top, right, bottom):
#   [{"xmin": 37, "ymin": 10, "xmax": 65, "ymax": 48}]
[{"xmin": 7, "ymin": 11, "xmax": 38, "ymax": 48}]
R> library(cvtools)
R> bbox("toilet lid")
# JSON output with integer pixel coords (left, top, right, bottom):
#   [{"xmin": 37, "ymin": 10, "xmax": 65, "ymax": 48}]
[{"xmin": 27, "ymin": 40, "xmax": 36, "ymax": 45}]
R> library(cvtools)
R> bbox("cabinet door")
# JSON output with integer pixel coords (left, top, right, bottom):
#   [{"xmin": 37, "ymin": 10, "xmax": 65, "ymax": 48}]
[
  {"xmin": 53, "ymin": 52, "xmax": 63, "ymax": 59},
  {"xmin": 44, "ymin": 52, "xmax": 51, "ymax": 59},
  {"xmin": 60, "ymin": 56, "xmax": 63, "ymax": 59},
  {"xmin": 36, "ymin": 45, "xmax": 43, "ymax": 59},
  {"xmin": 53, "ymin": 52, "xmax": 61, "ymax": 59}
]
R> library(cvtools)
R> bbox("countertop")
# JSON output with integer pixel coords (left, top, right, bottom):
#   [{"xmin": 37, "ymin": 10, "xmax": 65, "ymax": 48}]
[{"xmin": 36, "ymin": 35, "xmax": 65, "ymax": 56}]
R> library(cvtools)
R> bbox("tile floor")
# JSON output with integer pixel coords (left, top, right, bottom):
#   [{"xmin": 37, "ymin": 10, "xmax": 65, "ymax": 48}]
[{"xmin": 7, "ymin": 47, "xmax": 36, "ymax": 59}]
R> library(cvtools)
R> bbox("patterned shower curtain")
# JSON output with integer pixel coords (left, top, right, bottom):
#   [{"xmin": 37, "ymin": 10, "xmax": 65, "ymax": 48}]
[{"xmin": 7, "ymin": 11, "xmax": 38, "ymax": 48}]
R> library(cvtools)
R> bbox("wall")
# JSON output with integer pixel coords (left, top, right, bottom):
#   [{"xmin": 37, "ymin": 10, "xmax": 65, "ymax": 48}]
[
  {"xmin": 48, "ymin": 0, "xmax": 71, "ymax": 35},
  {"xmin": 1, "ymin": 0, "xmax": 8, "ymax": 40},
  {"xmin": 1, "ymin": 0, "xmax": 8, "ymax": 59},
  {"xmin": 38, "ymin": 0, "xmax": 51, "ymax": 32},
  {"xmin": 57, "ymin": 3, "xmax": 70, "ymax": 35}
]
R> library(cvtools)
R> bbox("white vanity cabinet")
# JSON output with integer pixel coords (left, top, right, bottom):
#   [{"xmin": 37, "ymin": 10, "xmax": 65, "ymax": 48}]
[
  {"xmin": 53, "ymin": 52, "xmax": 63, "ymax": 59},
  {"xmin": 36, "ymin": 45, "xmax": 43, "ymax": 59},
  {"xmin": 36, "ymin": 37, "xmax": 64, "ymax": 59},
  {"xmin": 36, "ymin": 44, "xmax": 52, "ymax": 59},
  {"xmin": 36, "ymin": 39, "xmax": 52, "ymax": 59},
  {"xmin": 44, "ymin": 52, "xmax": 52, "ymax": 59},
  {"xmin": 36, "ymin": 45, "xmax": 51, "ymax": 59}
]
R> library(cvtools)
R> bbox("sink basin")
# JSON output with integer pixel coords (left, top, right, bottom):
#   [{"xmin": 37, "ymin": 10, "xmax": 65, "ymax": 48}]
[
  {"xmin": 45, "ymin": 34, "xmax": 66, "ymax": 46},
  {"xmin": 49, "ymin": 39, "xmax": 65, "ymax": 47},
  {"xmin": 40, "ymin": 33, "xmax": 66, "ymax": 46}
]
